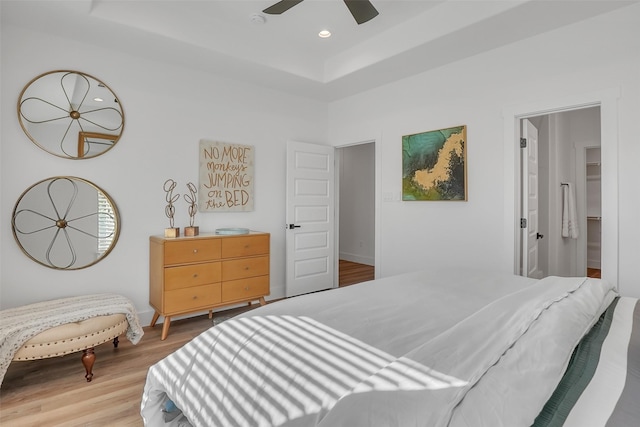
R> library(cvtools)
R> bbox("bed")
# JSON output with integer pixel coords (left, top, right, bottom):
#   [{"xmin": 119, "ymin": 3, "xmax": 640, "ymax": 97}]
[{"xmin": 140, "ymin": 269, "xmax": 639, "ymax": 426}]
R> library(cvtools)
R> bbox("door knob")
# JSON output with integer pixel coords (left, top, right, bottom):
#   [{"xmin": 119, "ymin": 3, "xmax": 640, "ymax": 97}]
[
  {"xmin": 287, "ymin": 224, "xmax": 301, "ymax": 229},
  {"xmin": 536, "ymin": 233, "xmax": 544, "ymax": 240}
]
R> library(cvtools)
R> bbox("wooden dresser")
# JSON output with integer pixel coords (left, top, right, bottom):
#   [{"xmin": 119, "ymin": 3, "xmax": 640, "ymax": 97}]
[{"xmin": 149, "ymin": 231, "xmax": 269, "ymax": 340}]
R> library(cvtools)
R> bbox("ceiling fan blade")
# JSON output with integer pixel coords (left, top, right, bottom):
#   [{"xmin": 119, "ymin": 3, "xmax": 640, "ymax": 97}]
[
  {"xmin": 263, "ymin": 0, "xmax": 304, "ymax": 15},
  {"xmin": 344, "ymin": 0, "xmax": 379, "ymax": 24}
]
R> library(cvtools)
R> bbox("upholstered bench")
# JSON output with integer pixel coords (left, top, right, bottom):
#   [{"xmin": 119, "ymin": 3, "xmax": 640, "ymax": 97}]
[
  {"xmin": 12, "ymin": 313, "xmax": 128, "ymax": 381},
  {"xmin": 1, "ymin": 294, "xmax": 144, "ymax": 386}
]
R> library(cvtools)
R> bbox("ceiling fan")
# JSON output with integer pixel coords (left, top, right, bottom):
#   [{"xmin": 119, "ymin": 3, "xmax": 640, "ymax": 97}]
[{"xmin": 263, "ymin": 0, "xmax": 379, "ymax": 25}]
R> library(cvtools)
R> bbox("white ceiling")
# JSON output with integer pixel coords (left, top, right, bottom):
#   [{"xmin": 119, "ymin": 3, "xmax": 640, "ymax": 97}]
[{"xmin": 2, "ymin": 0, "xmax": 636, "ymax": 101}]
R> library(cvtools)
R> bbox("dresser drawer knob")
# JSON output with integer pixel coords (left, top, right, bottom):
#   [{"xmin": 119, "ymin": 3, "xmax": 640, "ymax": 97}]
[
  {"xmin": 244, "ymin": 286, "xmax": 250, "ymax": 291},
  {"xmin": 244, "ymin": 266, "xmax": 249, "ymax": 270},
  {"xmin": 193, "ymin": 274, "xmax": 198, "ymax": 278},
  {"xmin": 193, "ymin": 296, "xmax": 198, "ymax": 299},
  {"xmin": 193, "ymin": 249, "xmax": 198, "ymax": 254}
]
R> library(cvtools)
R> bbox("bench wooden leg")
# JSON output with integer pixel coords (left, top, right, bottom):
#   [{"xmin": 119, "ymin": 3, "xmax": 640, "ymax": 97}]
[
  {"xmin": 82, "ymin": 348, "xmax": 95, "ymax": 382},
  {"xmin": 113, "ymin": 336, "xmax": 119, "ymax": 348}
]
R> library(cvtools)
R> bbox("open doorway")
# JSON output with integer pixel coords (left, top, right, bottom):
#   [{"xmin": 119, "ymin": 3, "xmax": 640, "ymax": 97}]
[
  {"xmin": 337, "ymin": 142, "xmax": 375, "ymax": 286},
  {"xmin": 506, "ymin": 89, "xmax": 619, "ymax": 287},
  {"xmin": 518, "ymin": 106, "xmax": 602, "ymax": 278}
]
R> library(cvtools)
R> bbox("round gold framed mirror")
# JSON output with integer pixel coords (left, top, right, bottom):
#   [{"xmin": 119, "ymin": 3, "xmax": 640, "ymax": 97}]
[
  {"xmin": 17, "ymin": 70, "xmax": 124, "ymax": 159},
  {"xmin": 12, "ymin": 177, "xmax": 120, "ymax": 270}
]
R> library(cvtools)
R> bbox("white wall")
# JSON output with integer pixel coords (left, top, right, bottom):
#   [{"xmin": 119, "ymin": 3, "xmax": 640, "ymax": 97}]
[
  {"xmin": 338, "ymin": 143, "xmax": 375, "ymax": 266},
  {"xmin": 2, "ymin": 4, "xmax": 639, "ymax": 323},
  {"xmin": 553, "ymin": 113, "xmax": 578, "ymax": 276},
  {"xmin": 0, "ymin": 25, "xmax": 328, "ymax": 323},
  {"xmin": 328, "ymin": 5, "xmax": 640, "ymax": 297}
]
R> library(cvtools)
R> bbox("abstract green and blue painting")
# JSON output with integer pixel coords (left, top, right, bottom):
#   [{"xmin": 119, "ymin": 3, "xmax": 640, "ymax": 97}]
[{"xmin": 402, "ymin": 125, "xmax": 467, "ymax": 201}]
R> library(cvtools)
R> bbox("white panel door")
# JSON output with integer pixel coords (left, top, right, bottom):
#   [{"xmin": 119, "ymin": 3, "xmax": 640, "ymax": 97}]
[
  {"xmin": 286, "ymin": 141, "xmax": 335, "ymax": 297},
  {"xmin": 522, "ymin": 119, "xmax": 542, "ymax": 278}
]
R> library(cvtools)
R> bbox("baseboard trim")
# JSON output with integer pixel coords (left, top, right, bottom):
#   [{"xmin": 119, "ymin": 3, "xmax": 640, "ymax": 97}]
[{"xmin": 339, "ymin": 252, "xmax": 374, "ymax": 266}]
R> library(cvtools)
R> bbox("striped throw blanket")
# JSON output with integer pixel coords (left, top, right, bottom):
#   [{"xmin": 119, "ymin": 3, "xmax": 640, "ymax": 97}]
[
  {"xmin": 0, "ymin": 293, "xmax": 144, "ymax": 385},
  {"xmin": 533, "ymin": 296, "xmax": 640, "ymax": 426}
]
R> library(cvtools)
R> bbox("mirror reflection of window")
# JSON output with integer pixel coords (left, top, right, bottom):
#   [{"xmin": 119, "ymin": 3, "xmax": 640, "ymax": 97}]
[{"xmin": 98, "ymin": 192, "xmax": 117, "ymax": 255}]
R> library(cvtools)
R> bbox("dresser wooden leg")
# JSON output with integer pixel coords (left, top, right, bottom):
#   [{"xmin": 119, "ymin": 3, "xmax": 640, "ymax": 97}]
[
  {"xmin": 259, "ymin": 297, "xmax": 266, "ymax": 306},
  {"xmin": 161, "ymin": 317, "xmax": 171, "ymax": 340},
  {"xmin": 82, "ymin": 348, "xmax": 95, "ymax": 382},
  {"xmin": 150, "ymin": 311, "xmax": 160, "ymax": 327},
  {"xmin": 208, "ymin": 310, "xmax": 213, "ymax": 319}
]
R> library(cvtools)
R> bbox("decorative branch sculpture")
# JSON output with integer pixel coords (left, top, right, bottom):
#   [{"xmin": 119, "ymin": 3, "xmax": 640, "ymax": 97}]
[
  {"xmin": 183, "ymin": 182, "xmax": 199, "ymax": 236},
  {"xmin": 163, "ymin": 179, "xmax": 180, "ymax": 237}
]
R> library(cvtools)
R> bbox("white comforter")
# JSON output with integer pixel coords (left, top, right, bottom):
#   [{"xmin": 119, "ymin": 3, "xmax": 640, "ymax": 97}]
[{"xmin": 141, "ymin": 270, "xmax": 616, "ymax": 426}]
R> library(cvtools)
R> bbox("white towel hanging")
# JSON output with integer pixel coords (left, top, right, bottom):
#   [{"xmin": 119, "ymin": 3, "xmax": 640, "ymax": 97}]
[{"xmin": 562, "ymin": 183, "xmax": 579, "ymax": 239}]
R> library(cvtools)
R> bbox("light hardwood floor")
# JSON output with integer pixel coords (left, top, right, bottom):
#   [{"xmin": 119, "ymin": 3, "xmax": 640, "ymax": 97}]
[
  {"xmin": 1, "ymin": 262, "xmax": 375, "ymax": 426},
  {"xmin": 0, "ymin": 309, "xmax": 238, "ymax": 427}
]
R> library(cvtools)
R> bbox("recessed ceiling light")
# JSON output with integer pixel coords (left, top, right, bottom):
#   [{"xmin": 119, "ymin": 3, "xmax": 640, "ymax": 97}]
[
  {"xmin": 250, "ymin": 13, "xmax": 266, "ymax": 25},
  {"xmin": 318, "ymin": 30, "xmax": 331, "ymax": 38},
  {"xmin": 93, "ymin": 97, "xmax": 104, "ymax": 102}
]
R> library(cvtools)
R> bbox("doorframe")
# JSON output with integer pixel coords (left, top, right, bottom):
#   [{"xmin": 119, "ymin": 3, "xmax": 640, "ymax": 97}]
[
  {"xmin": 334, "ymin": 137, "xmax": 381, "ymax": 286},
  {"xmin": 503, "ymin": 88, "xmax": 619, "ymax": 286}
]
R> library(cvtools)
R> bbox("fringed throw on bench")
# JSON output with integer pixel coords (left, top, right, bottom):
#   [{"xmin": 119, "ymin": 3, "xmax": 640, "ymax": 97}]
[{"xmin": 0, "ymin": 293, "xmax": 144, "ymax": 385}]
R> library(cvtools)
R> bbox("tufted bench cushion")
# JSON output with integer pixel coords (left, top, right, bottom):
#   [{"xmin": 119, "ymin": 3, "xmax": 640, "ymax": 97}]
[{"xmin": 13, "ymin": 313, "xmax": 128, "ymax": 361}]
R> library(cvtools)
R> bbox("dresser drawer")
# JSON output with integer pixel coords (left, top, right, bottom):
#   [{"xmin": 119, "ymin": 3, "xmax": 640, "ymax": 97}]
[
  {"xmin": 165, "ymin": 262, "xmax": 221, "ymax": 291},
  {"xmin": 221, "ymin": 235, "xmax": 269, "ymax": 258},
  {"xmin": 165, "ymin": 239, "xmax": 221, "ymax": 265},
  {"xmin": 222, "ymin": 276, "xmax": 269, "ymax": 302},
  {"xmin": 222, "ymin": 255, "xmax": 269, "ymax": 281},
  {"xmin": 165, "ymin": 283, "xmax": 221, "ymax": 313}
]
